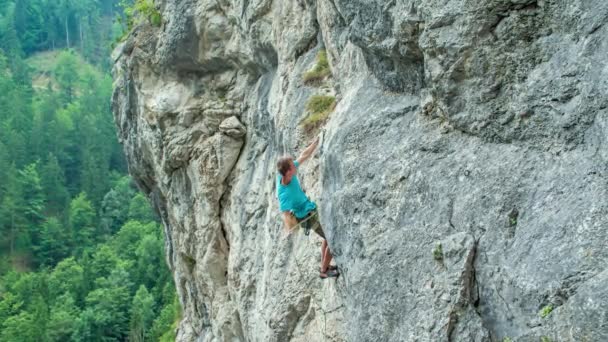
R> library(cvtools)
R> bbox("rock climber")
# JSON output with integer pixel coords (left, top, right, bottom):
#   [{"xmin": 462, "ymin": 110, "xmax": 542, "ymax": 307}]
[{"xmin": 276, "ymin": 137, "xmax": 339, "ymax": 279}]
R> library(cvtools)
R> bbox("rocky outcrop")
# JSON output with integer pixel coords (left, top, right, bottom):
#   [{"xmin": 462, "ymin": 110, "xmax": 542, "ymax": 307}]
[{"xmin": 112, "ymin": 0, "xmax": 608, "ymax": 341}]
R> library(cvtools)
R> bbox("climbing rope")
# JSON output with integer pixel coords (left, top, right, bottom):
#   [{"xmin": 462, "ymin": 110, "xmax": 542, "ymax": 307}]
[{"xmin": 287, "ymin": 210, "xmax": 319, "ymax": 236}]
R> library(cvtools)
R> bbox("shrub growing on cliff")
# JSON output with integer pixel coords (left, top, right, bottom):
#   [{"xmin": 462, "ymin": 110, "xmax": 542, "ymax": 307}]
[
  {"xmin": 302, "ymin": 95, "xmax": 336, "ymax": 132},
  {"xmin": 121, "ymin": 0, "xmax": 162, "ymax": 31},
  {"xmin": 539, "ymin": 305, "xmax": 553, "ymax": 318},
  {"xmin": 508, "ymin": 208, "xmax": 518, "ymax": 227},
  {"xmin": 433, "ymin": 243, "xmax": 443, "ymax": 261},
  {"xmin": 303, "ymin": 50, "xmax": 331, "ymax": 85}
]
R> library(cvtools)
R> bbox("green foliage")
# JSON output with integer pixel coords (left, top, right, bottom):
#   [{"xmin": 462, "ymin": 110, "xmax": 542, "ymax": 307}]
[
  {"xmin": 54, "ymin": 50, "xmax": 79, "ymax": 103},
  {"xmin": 303, "ymin": 50, "xmax": 331, "ymax": 85},
  {"xmin": 539, "ymin": 304, "xmax": 553, "ymax": 318},
  {"xmin": 150, "ymin": 295, "xmax": 180, "ymax": 342},
  {"xmin": 433, "ymin": 243, "xmax": 443, "ymax": 261},
  {"xmin": 47, "ymin": 293, "xmax": 80, "ymax": 342},
  {"xmin": 35, "ymin": 217, "xmax": 70, "ymax": 266},
  {"xmin": 0, "ymin": 0, "xmax": 122, "ymax": 65},
  {"xmin": 302, "ymin": 95, "xmax": 336, "ymax": 132},
  {"xmin": 503, "ymin": 338, "xmax": 512, "ymax": 342},
  {"xmin": 135, "ymin": 232, "xmax": 163, "ymax": 288},
  {"xmin": 0, "ymin": 162, "xmax": 45, "ymax": 254},
  {"xmin": 0, "ymin": 292, "xmax": 22, "ymax": 329},
  {"xmin": 120, "ymin": 0, "xmax": 162, "ymax": 34},
  {"xmin": 508, "ymin": 208, "xmax": 518, "ymax": 227},
  {"xmin": 112, "ymin": 221, "xmax": 158, "ymax": 262},
  {"xmin": 17, "ymin": 163, "xmax": 45, "ymax": 223},
  {"xmin": 128, "ymin": 193, "xmax": 157, "ymax": 222},
  {"xmin": 0, "ymin": 2, "xmax": 22, "ymax": 59},
  {"xmin": 130, "ymin": 285, "xmax": 155, "ymax": 342},
  {"xmin": 1, "ymin": 271, "xmax": 48, "ymax": 320},
  {"xmin": 540, "ymin": 337, "xmax": 552, "ymax": 342},
  {"xmin": 48, "ymin": 257, "xmax": 85, "ymax": 302},
  {"xmin": 89, "ymin": 245, "xmax": 123, "ymax": 282},
  {"xmin": 40, "ymin": 154, "xmax": 70, "ymax": 215},
  {"xmin": 305, "ymin": 95, "xmax": 336, "ymax": 115},
  {"xmin": 100, "ymin": 177, "xmax": 136, "ymax": 235},
  {"xmin": 0, "ymin": 311, "xmax": 37, "ymax": 342},
  {"xmin": 79, "ymin": 268, "xmax": 132, "ymax": 341},
  {"xmin": 0, "ymin": 5, "xmax": 178, "ymax": 339},
  {"xmin": 69, "ymin": 193, "xmax": 97, "ymax": 254}
]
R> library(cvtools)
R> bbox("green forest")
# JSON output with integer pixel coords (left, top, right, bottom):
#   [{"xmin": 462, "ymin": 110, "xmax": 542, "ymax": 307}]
[{"xmin": 0, "ymin": 0, "xmax": 179, "ymax": 341}]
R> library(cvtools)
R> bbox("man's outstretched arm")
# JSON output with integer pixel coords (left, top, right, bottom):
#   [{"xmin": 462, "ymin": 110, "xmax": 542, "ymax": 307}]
[{"xmin": 296, "ymin": 136, "xmax": 320, "ymax": 165}]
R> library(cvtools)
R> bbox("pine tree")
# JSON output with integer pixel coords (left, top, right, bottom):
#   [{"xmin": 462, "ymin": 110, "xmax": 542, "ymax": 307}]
[
  {"xmin": 100, "ymin": 177, "xmax": 135, "ymax": 236},
  {"xmin": 54, "ymin": 50, "xmax": 79, "ymax": 104},
  {"xmin": 0, "ymin": 162, "xmax": 49, "ymax": 261},
  {"xmin": 0, "ymin": 165, "xmax": 20, "ymax": 255},
  {"xmin": 35, "ymin": 217, "xmax": 70, "ymax": 267},
  {"xmin": 40, "ymin": 154, "xmax": 70, "ymax": 216},
  {"xmin": 68, "ymin": 193, "xmax": 96, "ymax": 255},
  {"xmin": 17, "ymin": 162, "xmax": 46, "ymax": 252},
  {"xmin": 14, "ymin": 0, "xmax": 45, "ymax": 54},
  {"xmin": 0, "ymin": 2, "xmax": 23, "ymax": 59}
]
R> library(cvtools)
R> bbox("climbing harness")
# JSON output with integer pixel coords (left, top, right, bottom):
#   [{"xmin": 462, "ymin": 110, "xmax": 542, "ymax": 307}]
[{"xmin": 290, "ymin": 210, "xmax": 320, "ymax": 236}]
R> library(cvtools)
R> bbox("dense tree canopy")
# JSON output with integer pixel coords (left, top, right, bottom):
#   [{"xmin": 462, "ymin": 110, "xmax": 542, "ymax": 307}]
[
  {"xmin": 1, "ymin": 0, "xmax": 123, "ymax": 66},
  {"xmin": 0, "ymin": 1, "xmax": 179, "ymax": 340}
]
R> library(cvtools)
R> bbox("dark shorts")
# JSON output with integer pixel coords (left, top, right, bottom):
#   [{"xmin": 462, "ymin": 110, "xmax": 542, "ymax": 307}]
[{"xmin": 297, "ymin": 210, "xmax": 326, "ymax": 239}]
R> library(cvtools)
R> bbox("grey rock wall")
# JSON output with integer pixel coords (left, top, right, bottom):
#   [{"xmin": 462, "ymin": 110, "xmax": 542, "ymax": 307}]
[{"xmin": 112, "ymin": 0, "xmax": 608, "ymax": 341}]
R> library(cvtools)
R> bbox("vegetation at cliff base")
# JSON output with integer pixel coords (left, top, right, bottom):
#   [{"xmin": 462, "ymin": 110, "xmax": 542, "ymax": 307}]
[{"xmin": 0, "ymin": 0, "xmax": 179, "ymax": 340}]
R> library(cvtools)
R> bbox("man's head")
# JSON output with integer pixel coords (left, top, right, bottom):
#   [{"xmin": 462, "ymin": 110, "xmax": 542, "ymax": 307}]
[{"xmin": 277, "ymin": 156, "xmax": 296, "ymax": 178}]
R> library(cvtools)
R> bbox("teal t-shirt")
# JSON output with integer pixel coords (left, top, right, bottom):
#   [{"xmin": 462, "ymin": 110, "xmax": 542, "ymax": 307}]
[{"xmin": 276, "ymin": 161, "xmax": 317, "ymax": 219}]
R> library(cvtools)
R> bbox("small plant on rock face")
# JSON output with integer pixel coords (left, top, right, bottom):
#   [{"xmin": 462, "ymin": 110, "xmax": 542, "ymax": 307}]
[
  {"xmin": 433, "ymin": 243, "xmax": 443, "ymax": 261},
  {"xmin": 120, "ymin": 0, "xmax": 162, "ymax": 31},
  {"xmin": 303, "ymin": 50, "xmax": 332, "ymax": 85},
  {"xmin": 301, "ymin": 95, "xmax": 336, "ymax": 132},
  {"xmin": 539, "ymin": 305, "xmax": 553, "ymax": 318},
  {"xmin": 503, "ymin": 337, "xmax": 513, "ymax": 342},
  {"xmin": 540, "ymin": 336, "xmax": 552, "ymax": 342},
  {"xmin": 508, "ymin": 208, "xmax": 519, "ymax": 227}
]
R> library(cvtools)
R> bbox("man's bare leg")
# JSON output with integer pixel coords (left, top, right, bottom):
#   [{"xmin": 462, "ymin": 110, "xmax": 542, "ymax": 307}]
[
  {"xmin": 321, "ymin": 240, "xmax": 333, "ymax": 274},
  {"xmin": 321, "ymin": 239, "xmax": 328, "ymax": 272},
  {"xmin": 323, "ymin": 244, "xmax": 333, "ymax": 270}
]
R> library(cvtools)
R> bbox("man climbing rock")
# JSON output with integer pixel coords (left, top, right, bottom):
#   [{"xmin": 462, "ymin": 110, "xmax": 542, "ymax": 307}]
[{"xmin": 276, "ymin": 137, "xmax": 339, "ymax": 279}]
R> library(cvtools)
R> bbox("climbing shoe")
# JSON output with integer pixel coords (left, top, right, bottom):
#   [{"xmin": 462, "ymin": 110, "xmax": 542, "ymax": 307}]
[
  {"xmin": 319, "ymin": 269, "xmax": 339, "ymax": 279},
  {"xmin": 319, "ymin": 265, "xmax": 338, "ymax": 272}
]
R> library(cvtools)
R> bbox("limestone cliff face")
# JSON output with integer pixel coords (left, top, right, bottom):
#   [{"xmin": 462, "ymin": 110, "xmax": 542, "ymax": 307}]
[{"xmin": 112, "ymin": 1, "xmax": 608, "ymax": 341}]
